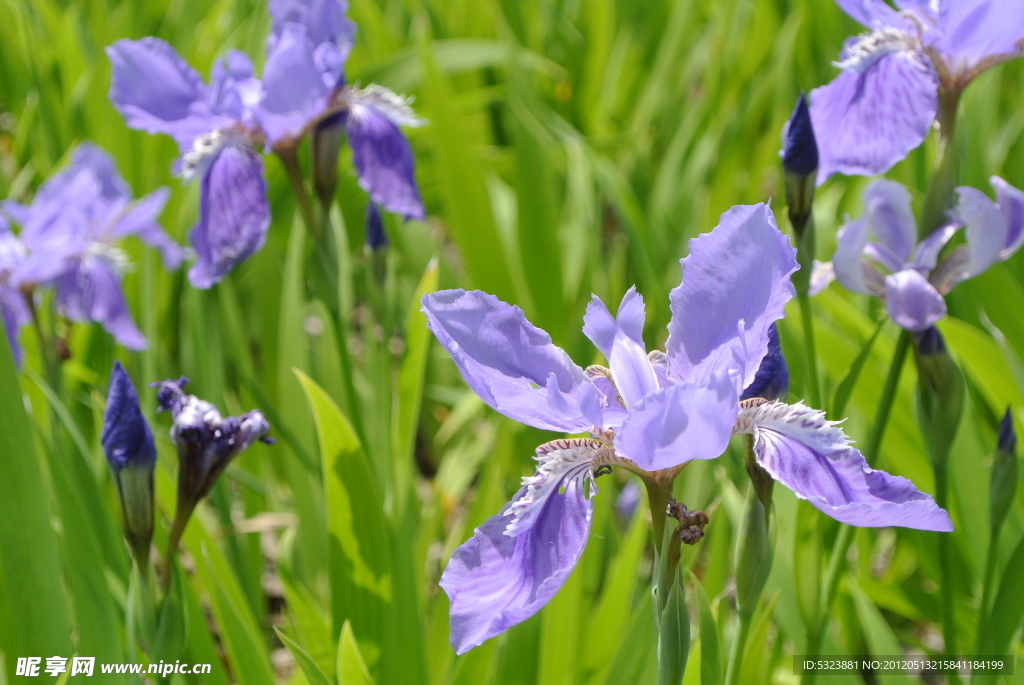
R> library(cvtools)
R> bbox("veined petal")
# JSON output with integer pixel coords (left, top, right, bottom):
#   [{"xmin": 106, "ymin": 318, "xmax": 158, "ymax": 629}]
[
  {"xmin": 736, "ymin": 400, "xmax": 952, "ymax": 530},
  {"xmin": 810, "ymin": 52, "xmax": 938, "ymax": 184},
  {"xmin": 441, "ymin": 438, "xmax": 599, "ymax": 654},
  {"xmin": 582, "ymin": 289, "xmax": 658, "ymax": 409},
  {"xmin": 421, "ymin": 290, "xmax": 600, "ymax": 433},
  {"xmin": 614, "ymin": 372, "xmax": 739, "ymax": 471},
  {"xmin": 55, "ymin": 255, "xmax": 147, "ymax": 350},
  {"xmin": 665, "ymin": 203, "xmax": 797, "ymax": 393},
  {"xmin": 187, "ymin": 144, "xmax": 270, "ymax": 289},
  {"xmin": 344, "ymin": 85, "xmax": 425, "ymax": 219},
  {"xmin": 106, "ymin": 38, "xmax": 225, "ymax": 150},
  {"xmin": 256, "ymin": 22, "xmax": 330, "ymax": 146},
  {"xmin": 863, "ymin": 179, "xmax": 917, "ymax": 263},
  {"xmin": 885, "ymin": 269, "xmax": 946, "ymax": 332}
]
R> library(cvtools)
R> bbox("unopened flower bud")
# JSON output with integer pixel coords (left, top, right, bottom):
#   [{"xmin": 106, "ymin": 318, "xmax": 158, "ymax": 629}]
[
  {"xmin": 782, "ymin": 93, "xmax": 818, "ymax": 244},
  {"xmin": 913, "ymin": 327, "xmax": 965, "ymax": 470},
  {"xmin": 741, "ymin": 323, "xmax": 789, "ymax": 402},
  {"xmin": 101, "ymin": 361, "xmax": 156, "ymax": 567},
  {"xmin": 311, "ymin": 112, "xmax": 344, "ymax": 210},
  {"xmin": 366, "ymin": 202, "xmax": 387, "ymax": 250},
  {"xmin": 734, "ymin": 487, "xmax": 772, "ymax": 620},
  {"xmin": 991, "ymin": 407, "xmax": 1018, "ymax": 532}
]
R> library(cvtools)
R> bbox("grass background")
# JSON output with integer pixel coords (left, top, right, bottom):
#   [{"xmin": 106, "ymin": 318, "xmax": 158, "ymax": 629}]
[{"xmin": 2, "ymin": 0, "xmax": 1024, "ymax": 682}]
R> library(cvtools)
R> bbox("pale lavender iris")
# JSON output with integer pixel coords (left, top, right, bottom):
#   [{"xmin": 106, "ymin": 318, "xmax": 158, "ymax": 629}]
[
  {"xmin": 107, "ymin": 38, "xmax": 270, "ymax": 289},
  {"xmin": 424, "ymin": 202, "xmax": 952, "ymax": 654},
  {"xmin": 3, "ymin": 143, "xmax": 182, "ymax": 350},
  {"xmin": 0, "ymin": 217, "xmax": 29, "ymax": 367},
  {"xmin": 810, "ymin": 0, "xmax": 1024, "ymax": 183},
  {"xmin": 813, "ymin": 177, "xmax": 1024, "ymax": 330}
]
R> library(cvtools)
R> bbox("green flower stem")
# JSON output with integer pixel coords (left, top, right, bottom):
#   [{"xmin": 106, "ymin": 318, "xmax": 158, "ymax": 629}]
[
  {"xmin": 918, "ymin": 90, "xmax": 961, "ymax": 241},
  {"xmin": 277, "ymin": 146, "xmax": 320, "ymax": 242},
  {"xmin": 977, "ymin": 523, "xmax": 1001, "ymax": 649},
  {"xmin": 724, "ymin": 611, "xmax": 753, "ymax": 685},
  {"xmin": 798, "ymin": 292, "xmax": 822, "ymax": 409},
  {"xmin": 934, "ymin": 465, "xmax": 961, "ymax": 685},
  {"xmin": 802, "ymin": 328, "xmax": 911, "ymax": 685},
  {"xmin": 645, "ymin": 480, "xmax": 672, "ymax": 556}
]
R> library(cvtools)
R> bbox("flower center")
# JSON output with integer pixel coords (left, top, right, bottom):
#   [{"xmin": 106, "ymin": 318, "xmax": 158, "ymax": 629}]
[
  {"xmin": 179, "ymin": 127, "xmax": 250, "ymax": 181},
  {"xmin": 83, "ymin": 240, "xmax": 131, "ymax": 275},
  {"xmin": 835, "ymin": 27, "xmax": 922, "ymax": 72}
]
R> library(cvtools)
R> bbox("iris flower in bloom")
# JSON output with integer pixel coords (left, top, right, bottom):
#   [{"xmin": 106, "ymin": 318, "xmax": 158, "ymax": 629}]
[
  {"xmin": 3, "ymin": 143, "xmax": 182, "ymax": 350},
  {"xmin": 422, "ymin": 203, "xmax": 952, "ymax": 654},
  {"xmin": 810, "ymin": 0, "xmax": 1024, "ymax": 183},
  {"xmin": 0, "ymin": 217, "xmax": 29, "ymax": 367},
  {"xmin": 812, "ymin": 177, "xmax": 1024, "ymax": 330},
  {"xmin": 107, "ymin": 0, "xmax": 423, "ymax": 287}
]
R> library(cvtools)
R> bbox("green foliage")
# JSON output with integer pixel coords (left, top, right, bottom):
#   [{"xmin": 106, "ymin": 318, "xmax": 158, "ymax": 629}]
[{"xmin": 2, "ymin": 0, "xmax": 1024, "ymax": 683}]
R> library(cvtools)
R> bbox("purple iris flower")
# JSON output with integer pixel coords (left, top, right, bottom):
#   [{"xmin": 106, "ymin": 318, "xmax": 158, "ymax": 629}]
[
  {"xmin": 423, "ymin": 202, "xmax": 952, "ymax": 654},
  {"xmin": 4, "ymin": 143, "xmax": 182, "ymax": 350},
  {"xmin": 809, "ymin": 0, "xmax": 1024, "ymax": 183},
  {"xmin": 107, "ymin": 38, "xmax": 270, "ymax": 289},
  {"xmin": 0, "ymin": 217, "xmax": 29, "ymax": 367},
  {"xmin": 812, "ymin": 176, "xmax": 1024, "ymax": 330}
]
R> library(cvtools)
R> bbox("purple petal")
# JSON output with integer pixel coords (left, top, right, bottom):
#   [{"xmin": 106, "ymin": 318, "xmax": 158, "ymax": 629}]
[
  {"xmin": 913, "ymin": 223, "xmax": 960, "ymax": 270},
  {"xmin": 832, "ymin": 217, "xmax": 879, "ymax": 295},
  {"xmin": 421, "ymin": 289, "xmax": 601, "ymax": 434},
  {"xmin": 55, "ymin": 255, "xmax": 147, "ymax": 350},
  {"xmin": 102, "ymin": 361, "xmax": 157, "ymax": 472},
  {"xmin": 207, "ymin": 51, "xmax": 261, "ymax": 123},
  {"xmin": 665, "ymin": 203, "xmax": 797, "ymax": 393},
  {"xmin": 256, "ymin": 23, "xmax": 330, "ymax": 146},
  {"xmin": 956, "ymin": 185, "xmax": 1006, "ymax": 278},
  {"xmin": 740, "ymin": 323, "xmax": 789, "ymax": 402},
  {"xmin": 187, "ymin": 144, "xmax": 270, "ymax": 289},
  {"xmin": 809, "ymin": 260, "xmax": 836, "ymax": 296},
  {"xmin": 992, "ymin": 176, "xmax": 1024, "ymax": 259},
  {"xmin": 582, "ymin": 288, "xmax": 658, "ymax": 409},
  {"xmin": 884, "ymin": 269, "xmax": 946, "ymax": 331},
  {"xmin": 106, "ymin": 38, "xmax": 225, "ymax": 150},
  {"xmin": 0, "ymin": 285, "xmax": 29, "ymax": 369},
  {"xmin": 110, "ymin": 187, "xmax": 185, "ymax": 270},
  {"xmin": 835, "ymin": 0, "xmax": 909, "ymax": 29},
  {"xmin": 745, "ymin": 401, "xmax": 952, "ymax": 531},
  {"xmin": 344, "ymin": 89, "xmax": 425, "ymax": 219},
  {"xmin": 810, "ymin": 52, "xmax": 938, "ymax": 184},
  {"xmin": 932, "ymin": 0, "xmax": 1024, "ymax": 68},
  {"xmin": 614, "ymin": 372, "xmax": 739, "ymax": 471},
  {"xmin": 441, "ymin": 438, "xmax": 598, "ymax": 654},
  {"xmin": 268, "ymin": 0, "xmax": 355, "ymax": 72},
  {"xmin": 862, "ymin": 179, "xmax": 917, "ymax": 263}
]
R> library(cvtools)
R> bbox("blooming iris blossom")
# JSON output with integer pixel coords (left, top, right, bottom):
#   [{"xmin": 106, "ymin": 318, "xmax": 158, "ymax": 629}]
[
  {"xmin": 3, "ymin": 143, "xmax": 182, "ymax": 350},
  {"xmin": 0, "ymin": 217, "xmax": 30, "ymax": 367},
  {"xmin": 809, "ymin": 0, "xmax": 1024, "ymax": 183},
  {"xmin": 107, "ymin": 0, "xmax": 424, "ymax": 287},
  {"xmin": 812, "ymin": 177, "xmax": 1024, "ymax": 330},
  {"xmin": 423, "ymin": 203, "xmax": 952, "ymax": 654}
]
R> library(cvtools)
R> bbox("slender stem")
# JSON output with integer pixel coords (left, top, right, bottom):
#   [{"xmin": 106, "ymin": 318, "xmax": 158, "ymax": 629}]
[
  {"xmin": 802, "ymin": 329, "xmax": 910, "ymax": 684},
  {"xmin": 645, "ymin": 480, "xmax": 671, "ymax": 555},
  {"xmin": 798, "ymin": 292, "xmax": 822, "ymax": 409},
  {"xmin": 277, "ymin": 147, "xmax": 320, "ymax": 241},
  {"xmin": 934, "ymin": 466, "xmax": 960, "ymax": 684},
  {"xmin": 160, "ymin": 511, "xmax": 190, "ymax": 595},
  {"xmin": 918, "ymin": 90, "xmax": 961, "ymax": 241},
  {"xmin": 977, "ymin": 524, "xmax": 1001, "ymax": 652},
  {"xmin": 725, "ymin": 611, "xmax": 753, "ymax": 685}
]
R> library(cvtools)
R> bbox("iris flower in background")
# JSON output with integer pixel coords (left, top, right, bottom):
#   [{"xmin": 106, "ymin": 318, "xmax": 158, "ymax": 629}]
[
  {"xmin": 812, "ymin": 176, "xmax": 1024, "ymax": 330},
  {"xmin": 810, "ymin": 0, "xmax": 1024, "ymax": 183},
  {"xmin": 2, "ymin": 143, "xmax": 182, "ymax": 350},
  {"xmin": 0, "ymin": 217, "xmax": 29, "ymax": 367},
  {"xmin": 422, "ymin": 203, "xmax": 952, "ymax": 654},
  {"xmin": 107, "ymin": 0, "xmax": 424, "ymax": 288}
]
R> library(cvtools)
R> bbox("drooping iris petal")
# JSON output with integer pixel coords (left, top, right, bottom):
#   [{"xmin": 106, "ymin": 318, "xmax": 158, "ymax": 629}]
[
  {"xmin": 884, "ymin": 269, "xmax": 946, "ymax": 332},
  {"xmin": 106, "ymin": 38, "xmax": 225, "ymax": 150},
  {"xmin": 102, "ymin": 361, "xmax": 157, "ymax": 472},
  {"xmin": 809, "ymin": 52, "xmax": 938, "ymax": 184},
  {"xmin": 582, "ymin": 289, "xmax": 658, "ymax": 409},
  {"xmin": 109, "ymin": 187, "xmax": 185, "ymax": 270},
  {"xmin": 421, "ymin": 290, "xmax": 601, "ymax": 433},
  {"xmin": 256, "ymin": 23, "xmax": 330, "ymax": 145},
  {"xmin": 665, "ymin": 203, "xmax": 797, "ymax": 393},
  {"xmin": 863, "ymin": 179, "xmax": 917, "ymax": 263},
  {"xmin": 441, "ymin": 439, "xmax": 598, "ymax": 654},
  {"xmin": 614, "ymin": 371, "xmax": 739, "ymax": 471},
  {"xmin": 54, "ymin": 254, "xmax": 147, "ymax": 350},
  {"xmin": 742, "ymin": 400, "xmax": 952, "ymax": 531},
  {"xmin": 957, "ymin": 185, "xmax": 1007, "ymax": 278},
  {"xmin": 345, "ymin": 88, "xmax": 425, "ymax": 219},
  {"xmin": 187, "ymin": 144, "xmax": 270, "ymax": 289},
  {"xmin": 992, "ymin": 176, "xmax": 1024, "ymax": 259}
]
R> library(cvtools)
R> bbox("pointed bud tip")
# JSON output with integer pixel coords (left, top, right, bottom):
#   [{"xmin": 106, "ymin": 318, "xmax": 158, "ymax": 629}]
[
  {"xmin": 101, "ymin": 362, "xmax": 156, "ymax": 472},
  {"xmin": 782, "ymin": 93, "xmax": 818, "ymax": 177},
  {"xmin": 366, "ymin": 202, "xmax": 387, "ymax": 250},
  {"xmin": 999, "ymin": 407, "xmax": 1016, "ymax": 454},
  {"xmin": 914, "ymin": 326, "xmax": 947, "ymax": 356}
]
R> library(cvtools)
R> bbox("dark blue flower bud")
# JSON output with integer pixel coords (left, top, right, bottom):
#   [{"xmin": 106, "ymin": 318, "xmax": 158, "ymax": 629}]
[
  {"xmin": 741, "ymin": 324, "xmax": 789, "ymax": 402},
  {"xmin": 991, "ymin": 406, "xmax": 1018, "ymax": 532},
  {"xmin": 153, "ymin": 376, "xmax": 189, "ymax": 415},
  {"xmin": 101, "ymin": 361, "xmax": 156, "ymax": 567},
  {"xmin": 366, "ymin": 202, "xmax": 387, "ymax": 250},
  {"xmin": 782, "ymin": 93, "xmax": 818, "ymax": 177},
  {"xmin": 913, "ymin": 326, "xmax": 964, "ymax": 471},
  {"xmin": 312, "ymin": 112, "xmax": 345, "ymax": 210},
  {"xmin": 998, "ymin": 406, "xmax": 1016, "ymax": 455}
]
